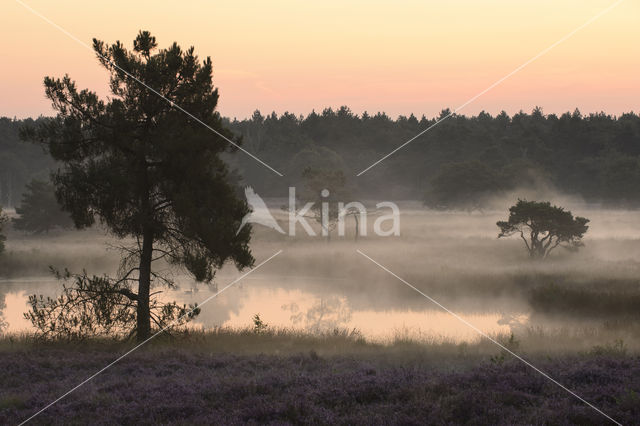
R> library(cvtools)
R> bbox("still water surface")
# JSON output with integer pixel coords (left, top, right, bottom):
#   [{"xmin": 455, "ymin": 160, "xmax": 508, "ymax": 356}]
[{"xmin": 0, "ymin": 275, "xmax": 523, "ymax": 343}]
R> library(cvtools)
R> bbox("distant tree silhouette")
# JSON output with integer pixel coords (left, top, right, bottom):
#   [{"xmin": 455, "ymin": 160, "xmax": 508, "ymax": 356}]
[
  {"xmin": 13, "ymin": 179, "xmax": 73, "ymax": 234},
  {"xmin": 21, "ymin": 31, "xmax": 253, "ymax": 341},
  {"xmin": 497, "ymin": 200, "xmax": 589, "ymax": 259},
  {"xmin": 0, "ymin": 117, "xmax": 55, "ymax": 206},
  {"xmin": 299, "ymin": 167, "xmax": 349, "ymax": 240}
]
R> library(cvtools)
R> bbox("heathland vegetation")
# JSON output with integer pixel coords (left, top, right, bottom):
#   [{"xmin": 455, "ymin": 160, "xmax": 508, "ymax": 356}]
[{"xmin": 1, "ymin": 330, "xmax": 639, "ymax": 425}]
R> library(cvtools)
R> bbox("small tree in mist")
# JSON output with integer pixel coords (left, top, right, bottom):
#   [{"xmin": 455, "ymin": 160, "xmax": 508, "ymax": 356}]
[
  {"xmin": 299, "ymin": 167, "xmax": 349, "ymax": 240},
  {"xmin": 497, "ymin": 199, "xmax": 589, "ymax": 259},
  {"xmin": 21, "ymin": 31, "xmax": 253, "ymax": 341},
  {"xmin": 13, "ymin": 179, "xmax": 73, "ymax": 234}
]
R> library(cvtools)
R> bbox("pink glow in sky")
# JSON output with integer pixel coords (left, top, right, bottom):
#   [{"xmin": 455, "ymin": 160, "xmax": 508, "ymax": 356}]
[{"xmin": 1, "ymin": 0, "xmax": 638, "ymax": 119}]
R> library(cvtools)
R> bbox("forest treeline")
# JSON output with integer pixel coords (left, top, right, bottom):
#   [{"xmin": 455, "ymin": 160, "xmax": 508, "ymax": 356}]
[
  {"xmin": 224, "ymin": 107, "xmax": 640, "ymax": 206},
  {"xmin": 2, "ymin": 107, "xmax": 640, "ymax": 208}
]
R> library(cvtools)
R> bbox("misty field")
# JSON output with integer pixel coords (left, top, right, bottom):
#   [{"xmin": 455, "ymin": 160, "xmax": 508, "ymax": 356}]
[{"xmin": 1, "ymin": 204, "xmax": 640, "ymax": 424}]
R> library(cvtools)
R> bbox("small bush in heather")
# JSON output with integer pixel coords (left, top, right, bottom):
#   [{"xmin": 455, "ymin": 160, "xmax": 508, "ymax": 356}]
[{"xmin": 253, "ymin": 314, "xmax": 268, "ymax": 334}]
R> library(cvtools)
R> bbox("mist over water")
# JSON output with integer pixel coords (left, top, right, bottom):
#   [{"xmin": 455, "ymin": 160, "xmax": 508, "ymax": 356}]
[{"xmin": 2, "ymin": 201, "xmax": 640, "ymax": 348}]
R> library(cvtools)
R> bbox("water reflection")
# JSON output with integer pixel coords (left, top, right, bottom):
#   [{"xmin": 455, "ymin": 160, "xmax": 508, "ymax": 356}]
[
  {"xmin": 284, "ymin": 296, "xmax": 352, "ymax": 333},
  {"xmin": 2, "ymin": 278, "xmax": 524, "ymax": 343},
  {"xmin": 3, "ymin": 290, "xmax": 30, "ymax": 333},
  {"xmin": 2, "ymin": 206, "xmax": 640, "ymax": 346},
  {"xmin": 0, "ymin": 289, "xmax": 8, "ymax": 332}
]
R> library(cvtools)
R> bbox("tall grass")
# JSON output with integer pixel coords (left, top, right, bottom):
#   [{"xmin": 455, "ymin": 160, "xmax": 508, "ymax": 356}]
[{"xmin": 1, "ymin": 324, "xmax": 637, "ymax": 362}]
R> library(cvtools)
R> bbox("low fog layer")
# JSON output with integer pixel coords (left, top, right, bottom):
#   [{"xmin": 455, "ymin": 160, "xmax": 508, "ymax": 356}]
[{"xmin": 2, "ymin": 199, "xmax": 640, "ymax": 348}]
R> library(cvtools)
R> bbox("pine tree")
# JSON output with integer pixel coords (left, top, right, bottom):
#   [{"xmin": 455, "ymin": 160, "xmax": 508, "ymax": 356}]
[{"xmin": 22, "ymin": 31, "xmax": 254, "ymax": 341}]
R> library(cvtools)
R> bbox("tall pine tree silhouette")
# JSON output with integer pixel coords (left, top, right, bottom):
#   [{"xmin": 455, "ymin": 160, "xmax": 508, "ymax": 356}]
[{"xmin": 22, "ymin": 31, "xmax": 254, "ymax": 341}]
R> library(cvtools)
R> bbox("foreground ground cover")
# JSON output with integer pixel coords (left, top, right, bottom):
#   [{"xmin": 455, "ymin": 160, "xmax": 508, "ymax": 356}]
[{"xmin": 1, "ymin": 333, "xmax": 638, "ymax": 425}]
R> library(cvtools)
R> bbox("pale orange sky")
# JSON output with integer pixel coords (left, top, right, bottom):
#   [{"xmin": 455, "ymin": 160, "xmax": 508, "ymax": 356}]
[{"xmin": 1, "ymin": 0, "xmax": 638, "ymax": 119}]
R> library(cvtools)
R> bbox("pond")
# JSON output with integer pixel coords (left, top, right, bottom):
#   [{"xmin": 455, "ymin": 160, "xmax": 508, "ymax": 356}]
[
  {"xmin": 2, "ymin": 205, "xmax": 640, "ymax": 346},
  {"xmin": 0, "ymin": 275, "xmax": 524, "ymax": 343}
]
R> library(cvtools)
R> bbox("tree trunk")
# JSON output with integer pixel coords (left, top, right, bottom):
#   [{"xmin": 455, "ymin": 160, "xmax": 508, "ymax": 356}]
[
  {"xmin": 136, "ymin": 226, "xmax": 153, "ymax": 342},
  {"xmin": 354, "ymin": 214, "xmax": 359, "ymax": 242}
]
